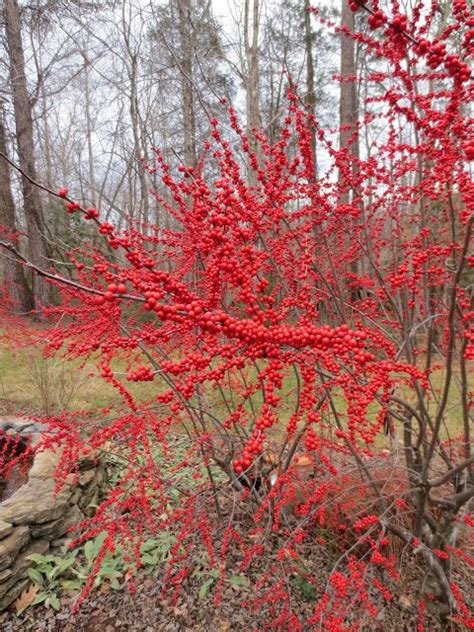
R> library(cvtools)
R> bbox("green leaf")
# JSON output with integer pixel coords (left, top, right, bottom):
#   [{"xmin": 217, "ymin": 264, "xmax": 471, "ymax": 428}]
[
  {"xmin": 27, "ymin": 554, "xmax": 48, "ymax": 565},
  {"xmin": 47, "ymin": 568, "xmax": 58, "ymax": 581},
  {"xmin": 47, "ymin": 594, "xmax": 61, "ymax": 611},
  {"xmin": 61, "ymin": 580, "xmax": 83, "ymax": 591},
  {"xmin": 140, "ymin": 539, "xmax": 160, "ymax": 553},
  {"xmin": 94, "ymin": 531, "xmax": 108, "ymax": 551},
  {"xmin": 198, "ymin": 577, "xmax": 214, "ymax": 600},
  {"xmin": 101, "ymin": 569, "xmax": 122, "ymax": 581},
  {"xmin": 84, "ymin": 541, "xmax": 96, "ymax": 564},
  {"xmin": 28, "ymin": 569, "xmax": 44, "ymax": 586},
  {"xmin": 32, "ymin": 593, "xmax": 48, "ymax": 605},
  {"xmin": 111, "ymin": 578, "xmax": 121, "ymax": 590},
  {"xmin": 228, "ymin": 575, "xmax": 249, "ymax": 587},
  {"xmin": 56, "ymin": 557, "xmax": 76, "ymax": 574}
]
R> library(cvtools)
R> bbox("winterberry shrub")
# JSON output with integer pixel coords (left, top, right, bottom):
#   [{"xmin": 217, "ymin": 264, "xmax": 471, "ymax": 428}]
[{"xmin": 1, "ymin": 1, "xmax": 473, "ymax": 629}]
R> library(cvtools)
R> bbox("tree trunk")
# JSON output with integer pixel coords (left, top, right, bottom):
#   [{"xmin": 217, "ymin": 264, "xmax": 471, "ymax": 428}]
[
  {"xmin": 0, "ymin": 107, "xmax": 33, "ymax": 313},
  {"xmin": 128, "ymin": 54, "xmax": 150, "ymax": 229},
  {"xmin": 4, "ymin": 0, "xmax": 51, "ymax": 311},
  {"xmin": 177, "ymin": 0, "xmax": 197, "ymax": 169},
  {"xmin": 339, "ymin": 0, "xmax": 359, "ymax": 204},
  {"xmin": 244, "ymin": 0, "xmax": 261, "ymax": 186},
  {"xmin": 304, "ymin": 0, "xmax": 317, "ymax": 181},
  {"xmin": 339, "ymin": 0, "xmax": 361, "ymax": 302},
  {"xmin": 83, "ymin": 58, "xmax": 97, "ymax": 208}
]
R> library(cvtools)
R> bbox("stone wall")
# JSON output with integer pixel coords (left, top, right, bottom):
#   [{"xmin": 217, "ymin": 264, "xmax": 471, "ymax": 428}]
[{"xmin": 0, "ymin": 417, "xmax": 105, "ymax": 610}]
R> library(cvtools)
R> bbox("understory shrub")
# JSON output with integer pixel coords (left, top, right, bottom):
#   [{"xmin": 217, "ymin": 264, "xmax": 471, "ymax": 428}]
[{"xmin": 1, "ymin": 1, "xmax": 473, "ymax": 629}]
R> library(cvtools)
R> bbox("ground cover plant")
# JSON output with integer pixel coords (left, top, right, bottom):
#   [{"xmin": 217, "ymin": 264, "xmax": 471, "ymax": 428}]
[{"xmin": 0, "ymin": 1, "xmax": 473, "ymax": 630}]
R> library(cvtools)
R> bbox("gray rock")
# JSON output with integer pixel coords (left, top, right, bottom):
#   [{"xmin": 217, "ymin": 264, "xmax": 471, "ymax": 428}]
[
  {"xmin": 31, "ymin": 504, "xmax": 84, "ymax": 539},
  {"xmin": 29, "ymin": 423, "xmax": 50, "ymax": 433},
  {"xmin": 78, "ymin": 469, "xmax": 96, "ymax": 487},
  {"xmin": 0, "ymin": 539, "xmax": 49, "ymax": 600},
  {"xmin": 51, "ymin": 537, "xmax": 71, "ymax": 549},
  {"xmin": 0, "ymin": 417, "xmax": 33, "ymax": 430},
  {"xmin": 28, "ymin": 433, "xmax": 42, "ymax": 448},
  {"xmin": 28, "ymin": 448, "xmax": 62, "ymax": 480},
  {"xmin": 95, "ymin": 466, "xmax": 106, "ymax": 487},
  {"xmin": 0, "ymin": 479, "xmax": 71, "ymax": 525},
  {"xmin": 0, "ymin": 527, "xmax": 30, "ymax": 571},
  {"xmin": 0, "ymin": 577, "xmax": 29, "ymax": 611},
  {"xmin": 70, "ymin": 488, "xmax": 82, "ymax": 506},
  {"xmin": 0, "ymin": 569, "xmax": 12, "ymax": 582},
  {"xmin": 83, "ymin": 489, "xmax": 100, "ymax": 517},
  {"xmin": 0, "ymin": 521, "xmax": 13, "ymax": 540},
  {"xmin": 77, "ymin": 483, "xmax": 99, "ymax": 513},
  {"xmin": 19, "ymin": 427, "xmax": 35, "ymax": 437},
  {"xmin": 78, "ymin": 457, "xmax": 98, "ymax": 470}
]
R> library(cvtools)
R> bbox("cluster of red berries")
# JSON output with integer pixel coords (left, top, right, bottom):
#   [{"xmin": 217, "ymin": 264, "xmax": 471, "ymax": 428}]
[
  {"xmin": 329, "ymin": 571, "xmax": 350, "ymax": 598},
  {"xmin": 100, "ymin": 362, "xmax": 113, "ymax": 379},
  {"xmin": 126, "ymin": 366, "xmax": 154, "ymax": 382},
  {"xmin": 305, "ymin": 429, "xmax": 319, "ymax": 451},
  {"xmin": 233, "ymin": 433, "xmax": 264, "ymax": 473},
  {"xmin": 84, "ymin": 207, "xmax": 99, "ymax": 220},
  {"xmin": 444, "ymin": 54, "xmax": 471, "ymax": 82},
  {"xmin": 390, "ymin": 13, "xmax": 407, "ymax": 32},
  {"xmin": 94, "ymin": 282, "xmax": 127, "ymax": 305},
  {"xmin": 348, "ymin": 0, "xmax": 363, "ymax": 11},
  {"xmin": 99, "ymin": 222, "xmax": 114, "ymax": 235},
  {"xmin": 353, "ymin": 514, "xmax": 379, "ymax": 531},
  {"xmin": 66, "ymin": 201, "xmax": 80, "ymax": 214},
  {"xmin": 142, "ymin": 290, "xmax": 163, "ymax": 311},
  {"xmin": 453, "ymin": 0, "xmax": 469, "ymax": 18},
  {"xmin": 464, "ymin": 139, "xmax": 474, "ymax": 161},
  {"xmin": 368, "ymin": 10, "xmax": 386, "ymax": 30}
]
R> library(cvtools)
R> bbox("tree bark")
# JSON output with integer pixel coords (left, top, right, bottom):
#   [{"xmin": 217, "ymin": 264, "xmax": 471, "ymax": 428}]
[
  {"xmin": 4, "ymin": 0, "xmax": 51, "ymax": 310},
  {"xmin": 244, "ymin": 0, "xmax": 261, "ymax": 186},
  {"xmin": 339, "ymin": 0, "xmax": 361, "ymax": 302},
  {"xmin": 304, "ymin": 0, "xmax": 317, "ymax": 181},
  {"xmin": 339, "ymin": 0, "xmax": 359, "ymax": 204},
  {"xmin": 177, "ymin": 0, "xmax": 197, "ymax": 169},
  {"xmin": 0, "ymin": 106, "xmax": 33, "ymax": 313}
]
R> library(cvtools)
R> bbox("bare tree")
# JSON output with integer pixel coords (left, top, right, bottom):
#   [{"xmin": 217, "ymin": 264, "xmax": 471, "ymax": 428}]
[
  {"xmin": 303, "ymin": 0, "xmax": 317, "ymax": 180},
  {"xmin": 244, "ymin": 0, "xmax": 261, "ymax": 184},
  {"xmin": 338, "ymin": 0, "xmax": 359, "ymax": 204},
  {"xmin": 0, "ymin": 100, "xmax": 33, "ymax": 312},
  {"xmin": 177, "ymin": 0, "xmax": 197, "ymax": 169},
  {"xmin": 4, "ymin": 0, "xmax": 50, "ymax": 309}
]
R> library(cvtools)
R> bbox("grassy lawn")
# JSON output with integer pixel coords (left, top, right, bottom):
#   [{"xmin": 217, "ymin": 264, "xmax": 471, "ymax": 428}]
[
  {"xmin": 0, "ymin": 342, "xmax": 468, "ymax": 442},
  {"xmin": 0, "ymin": 345, "xmax": 157, "ymax": 414}
]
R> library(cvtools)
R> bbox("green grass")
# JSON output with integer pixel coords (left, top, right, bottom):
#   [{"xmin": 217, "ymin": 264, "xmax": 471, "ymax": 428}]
[
  {"xmin": 0, "ymin": 343, "xmax": 468, "ymax": 442},
  {"xmin": 0, "ymin": 345, "xmax": 157, "ymax": 414}
]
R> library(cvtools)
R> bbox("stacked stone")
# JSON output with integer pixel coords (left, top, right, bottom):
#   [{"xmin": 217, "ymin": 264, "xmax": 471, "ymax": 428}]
[{"xmin": 0, "ymin": 418, "xmax": 105, "ymax": 610}]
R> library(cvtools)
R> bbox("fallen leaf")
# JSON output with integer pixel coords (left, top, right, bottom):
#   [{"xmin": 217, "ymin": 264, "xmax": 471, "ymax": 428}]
[
  {"xmin": 15, "ymin": 583, "xmax": 39, "ymax": 613},
  {"xmin": 398, "ymin": 595, "xmax": 412, "ymax": 610}
]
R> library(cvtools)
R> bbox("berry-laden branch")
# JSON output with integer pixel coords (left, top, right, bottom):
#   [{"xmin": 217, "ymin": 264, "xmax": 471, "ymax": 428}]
[{"xmin": 0, "ymin": 1, "xmax": 473, "ymax": 628}]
